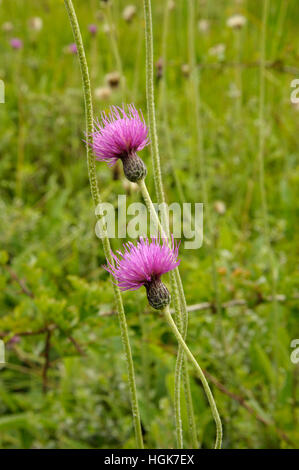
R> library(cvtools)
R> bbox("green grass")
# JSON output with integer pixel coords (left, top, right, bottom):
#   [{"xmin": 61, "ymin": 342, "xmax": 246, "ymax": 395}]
[{"xmin": 0, "ymin": 0, "xmax": 298, "ymax": 449}]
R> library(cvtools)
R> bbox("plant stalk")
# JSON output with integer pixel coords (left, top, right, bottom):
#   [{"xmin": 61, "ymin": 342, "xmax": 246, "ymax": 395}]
[
  {"xmin": 143, "ymin": 0, "xmax": 197, "ymax": 448},
  {"xmin": 163, "ymin": 305, "xmax": 222, "ymax": 449},
  {"xmin": 64, "ymin": 0, "xmax": 143, "ymax": 449}
]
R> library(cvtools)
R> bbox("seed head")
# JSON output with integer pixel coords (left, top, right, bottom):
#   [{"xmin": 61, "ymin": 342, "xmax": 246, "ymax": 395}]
[
  {"xmin": 226, "ymin": 14, "xmax": 247, "ymax": 30},
  {"xmin": 2, "ymin": 22, "xmax": 14, "ymax": 33},
  {"xmin": 181, "ymin": 64, "xmax": 190, "ymax": 77},
  {"xmin": 198, "ymin": 19, "xmax": 210, "ymax": 33},
  {"xmin": 122, "ymin": 5, "xmax": 137, "ymax": 23},
  {"xmin": 105, "ymin": 71, "xmax": 121, "ymax": 88},
  {"xmin": 28, "ymin": 17, "xmax": 43, "ymax": 32},
  {"xmin": 94, "ymin": 86, "xmax": 112, "ymax": 101}
]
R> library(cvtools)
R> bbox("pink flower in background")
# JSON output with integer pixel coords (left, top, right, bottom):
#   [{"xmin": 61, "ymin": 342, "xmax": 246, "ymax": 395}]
[
  {"xmin": 7, "ymin": 335, "xmax": 21, "ymax": 348},
  {"xmin": 10, "ymin": 38, "xmax": 23, "ymax": 49},
  {"xmin": 104, "ymin": 237, "xmax": 180, "ymax": 309},
  {"xmin": 69, "ymin": 43, "xmax": 78, "ymax": 54},
  {"xmin": 90, "ymin": 104, "xmax": 149, "ymax": 167},
  {"xmin": 88, "ymin": 24, "xmax": 98, "ymax": 35}
]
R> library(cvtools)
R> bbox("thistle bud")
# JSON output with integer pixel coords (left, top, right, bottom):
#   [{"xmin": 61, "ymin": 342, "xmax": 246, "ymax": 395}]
[
  {"xmin": 145, "ymin": 278, "xmax": 171, "ymax": 311},
  {"xmin": 121, "ymin": 152, "xmax": 147, "ymax": 183}
]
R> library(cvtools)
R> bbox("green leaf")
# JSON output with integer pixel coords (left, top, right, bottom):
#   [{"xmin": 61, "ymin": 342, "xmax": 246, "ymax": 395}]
[{"xmin": 0, "ymin": 413, "xmax": 30, "ymax": 431}]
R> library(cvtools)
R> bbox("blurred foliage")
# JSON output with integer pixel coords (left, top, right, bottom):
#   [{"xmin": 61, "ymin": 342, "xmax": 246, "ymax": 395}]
[{"xmin": 0, "ymin": 0, "xmax": 298, "ymax": 449}]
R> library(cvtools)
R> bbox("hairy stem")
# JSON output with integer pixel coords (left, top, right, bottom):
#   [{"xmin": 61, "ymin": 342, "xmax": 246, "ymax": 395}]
[
  {"xmin": 258, "ymin": 0, "xmax": 279, "ymax": 398},
  {"xmin": 159, "ymin": 4, "xmax": 198, "ymax": 447},
  {"xmin": 138, "ymin": 180, "xmax": 199, "ymax": 448},
  {"xmin": 163, "ymin": 305, "xmax": 222, "ymax": 449},
  {"xmin": 143, "ymin": 0, "xmax": 197, "ymax": 448},
  {"xmin": 64, "ymin": 0, "xmax": 143, "ymax": 449}
]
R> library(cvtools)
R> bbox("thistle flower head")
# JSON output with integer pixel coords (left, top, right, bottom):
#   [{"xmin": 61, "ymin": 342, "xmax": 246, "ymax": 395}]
[
  {"xmin": 69, "ymin": 43, "xmax": 78, "ymax": 54},
  {"xmin": 90, "ymin": 104, "xmax": 149, "ymax": 182},
  {"xmin": 88, "ymin": 24, "xmax": 98, "ymax": 35},
  {"xmin": 10, "ymin": 38, "xmax": 23, "ymax": 49},
  {"xmin": 104, "ymin": 237, "xmax": 180, "ymax": 310}
]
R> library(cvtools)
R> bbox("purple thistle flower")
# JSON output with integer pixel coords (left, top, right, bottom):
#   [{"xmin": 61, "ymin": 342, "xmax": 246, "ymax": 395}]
[
  {"xmin": 7, "ymin": 335, "xmax": 21, "ymax": 348},
  {"xmin": 90, "ymin": 104, "xmax": 150, "ymax": 182},
  {"xmin": 10, "ymin": 38, "xmax": 23, "ymax": 50},
  {"xmin": 69, "ymin": 43, "xmax": 78, "ymax": 54},
  {"xmin": 104, "ymin": 237, "xmax": 180, "ymax": 310},
  {"xmin": 88, "ymin": 24, "xmax": 98, "ymax": 35}
]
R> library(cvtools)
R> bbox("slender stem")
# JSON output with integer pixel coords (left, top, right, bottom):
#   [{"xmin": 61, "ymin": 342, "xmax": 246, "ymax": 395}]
[
  {"xmin": 159, "ymin": 4, "xmax": 198, "ymax": 447},
  {"xmin": 104, "ymin": 2, "xmax": 126, "ymax": 100},
  {"xmin": 138, "ymin": 180, "xmax": 198, "ymax": 448},
  {"xmin": 64, "ymin": 0, "xmax": 143, "ymax": 449},
  {"xmin": 143, "ymin": 0, "xmax": 197, "ymax": 448},
  {"xmin": 187, "ymin": 0, "xmax": 225, "ymax": 350},
  {"xmin": 159, "ymin": 2, "xmax": 185, "ymax": 203},
  {"xmin": 258, "ymin": 0, "xmax": 279, "ymax": 397},
  {"xmin": 163, "ymin": 305, "xmax": 222, "ymax": 449},
  {"xmin": 143, "ymin": 0, "xmax": 164, "ymax": 205},
  {"xmin": 172, "ymin": 271, "xmax": 184, "ymax": 448},
  {"xmin": 137, "ymin": 179, "xmax": 166, "ymax": 238},
  {"xmin": 174, "ymin": 270, "xmax": 198, "ymax": 448},
  {"xmin": 258, "ymin": 0, "xmax": 269, "ymax": 236}
]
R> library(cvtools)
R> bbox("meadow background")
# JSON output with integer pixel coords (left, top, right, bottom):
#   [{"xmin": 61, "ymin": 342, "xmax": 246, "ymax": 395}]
[{"xmin": 0, "ymin": 0, "xmax": 298, "ymax": 449}]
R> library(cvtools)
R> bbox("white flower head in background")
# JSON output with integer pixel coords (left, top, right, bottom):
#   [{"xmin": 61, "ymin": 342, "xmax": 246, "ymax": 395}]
[
  {"xmin": 122, "ymin": 5, "xmax": 137, "ymax": 23},
  {"xmin": 181, "ymin": 64, "xmax": 190, "ymax": 77},
  {"xmin": 208, "ymin": 43, "xmax": 226, "ymax": 60},
  {"xmin": 168, "ymin": 0, "xmax": 176, "ymax": 11},
  {"xmin": 2, "ymin": 21, "xmax": 13, "ymax": 32},
  {"xmin": 28, "ymin": 17, "xmax": 43, "ymax": 32},
  {"xmin": 226, "ymin": 14, "xmax": 247, "ymax": 30},
  {"xmin": 94, "ymin": 87, "xmax": 112, "ymax": 101},
  {"xmin": 198, "ymin": 19, "xmax": 210, "ymax": 33},
  {"xmin": 214, "ymin": 201, "xmax": 226, "ymax": 215},
  {"xmin": 228, "ymin": 82, "xmax": 241, "ymax": 99},
  {"xmin": 103, "ymin": 23, "xmax": 115, "ymax": 35}
]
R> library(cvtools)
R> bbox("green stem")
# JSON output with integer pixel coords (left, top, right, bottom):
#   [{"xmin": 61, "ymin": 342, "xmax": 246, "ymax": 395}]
[
  {"xmin": 143, "ymin": 0, "xmax": 164, "ymax": 205},
  {"xmin": 258, "ymin": 0, "xmax": 279, "ymax": 397},
  {"xmin": 104, "ymin": 2, "xmax": 126, "ymax": 100},
  {"xmin": 187, "ymin": 0, "xmax": 224, "ymax": 348},
  {"xmin": 159, "ymin": 2, "xmax": 186, "ymax": 207},
  {"xmin": 138, "ymin": 180, "xmax": 198, "ymax": 448},
  {"xmin": 143, "ymin": 0, "xmax": 197, "ymax": 448},
  {"xmin": 174, "ymin": 270, "xmax": 198, "ymax": 448},
  {"xmin": 258, "ymin": 0, "xmax": 269, "ymax": 236},
  {"xmin": 163, "ymin": 305, "xmax": 222, "ymax": 449},
  {"xmin": 64, "ymin": 0, "xmax": 143, "ymax": 449},
  {"xmin": 159, "ymin": 9, "xmax": 197, "ymax": 445}
]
